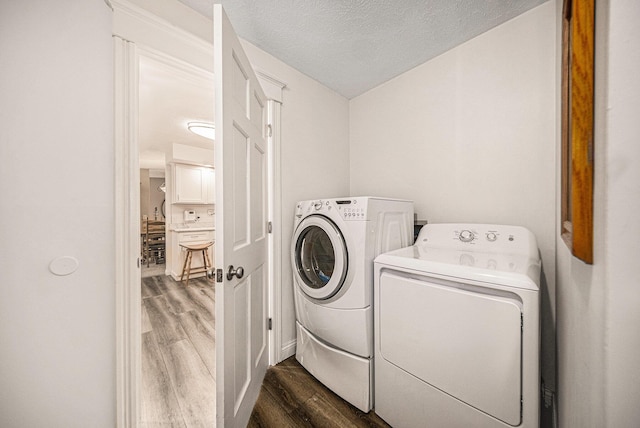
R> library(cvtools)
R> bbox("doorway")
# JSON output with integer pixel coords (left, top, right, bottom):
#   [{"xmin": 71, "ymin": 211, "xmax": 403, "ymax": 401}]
[
  {"xmin": 113, "ymin": 4, "xmax": 284, "ymax": 425},
  {"xmin": 137, "ymin": 50, "xmax": 217, "ymax": 425}
]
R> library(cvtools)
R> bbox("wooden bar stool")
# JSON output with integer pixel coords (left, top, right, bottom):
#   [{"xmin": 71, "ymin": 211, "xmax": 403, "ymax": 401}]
[{"xmin": 179, "ymin": 241, "xmax": 213, "ymax": 286}]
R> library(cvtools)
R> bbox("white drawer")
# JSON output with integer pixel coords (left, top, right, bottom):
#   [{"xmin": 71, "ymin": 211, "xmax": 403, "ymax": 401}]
[{"xmin": 177, "ymin": 231, "xmax": 214, "ymax": 243}]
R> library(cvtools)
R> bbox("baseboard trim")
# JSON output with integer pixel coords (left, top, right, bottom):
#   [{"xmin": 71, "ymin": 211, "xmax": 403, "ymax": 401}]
[{"xmin": 281, "ymin": 339, "xmax": 296, "ymax": 361}]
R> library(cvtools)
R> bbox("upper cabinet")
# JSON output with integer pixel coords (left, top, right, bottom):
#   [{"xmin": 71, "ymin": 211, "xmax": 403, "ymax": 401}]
[
  {"xmin": 203, "ymin": 167, "xmax": 216, "ymax": 204},
  {"xmin": 173, "ymin": 163, "xmax": 215, "ymax": 204}
]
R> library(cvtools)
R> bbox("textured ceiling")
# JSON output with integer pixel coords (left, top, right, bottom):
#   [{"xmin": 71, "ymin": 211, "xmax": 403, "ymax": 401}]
[{"xmin": 178, "ymin": 0, "xmax": 548, "ymax": 98}]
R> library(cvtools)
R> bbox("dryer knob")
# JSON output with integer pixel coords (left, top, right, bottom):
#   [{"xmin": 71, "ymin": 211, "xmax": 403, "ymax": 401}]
[
  {"xmin": 459, "ymin": 230, "xmax": 475, "ymax": 242},
  {"xmin": 314, "ymin": 201, "xmax": 323, "ymax": 210}
]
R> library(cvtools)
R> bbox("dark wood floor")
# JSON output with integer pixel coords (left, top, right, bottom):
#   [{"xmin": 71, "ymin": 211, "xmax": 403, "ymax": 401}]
[
  {"xmin": 249, "ymin": 357, "xmax": 390, "ymax": 428},
  {"xmin": 141, "ymin": 274, "xmax": 216, "ymax": 427}
]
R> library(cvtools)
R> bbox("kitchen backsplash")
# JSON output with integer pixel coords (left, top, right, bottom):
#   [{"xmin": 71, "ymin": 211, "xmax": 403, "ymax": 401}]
[{"xmin": 169, "ymin": 205, "xmax": 215, "ymax": 227}]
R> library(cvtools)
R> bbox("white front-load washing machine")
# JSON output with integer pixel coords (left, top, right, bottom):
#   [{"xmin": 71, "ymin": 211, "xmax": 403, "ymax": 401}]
[
  {"xmin": 374, "ymin": 223, "xmax": 541, "ymax": 428},
  {"xmin": 292, "ymin": 197, "xmax": 413, "ymax": 412}
]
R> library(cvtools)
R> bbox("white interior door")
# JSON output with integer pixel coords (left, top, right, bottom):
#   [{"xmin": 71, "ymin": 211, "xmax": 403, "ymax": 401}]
[{"xmin": 214, "ymin": 5, "xmax": 269, "ymax": 427}]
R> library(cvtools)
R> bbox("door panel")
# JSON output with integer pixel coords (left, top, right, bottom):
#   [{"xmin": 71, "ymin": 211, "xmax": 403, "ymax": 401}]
[
  {"xmin": 251, "ymin": 266, "xmax": 267, "ymax": 366},
  {"xmin": 251, "ymin": 141, "xmax": 266, "ymax": 242},
  {"xmin": 214, "ymin": 5, "xmax": 269, "ymax": 427},
  {"xmin": 250, "ymin": 90, "xmax": 264, "ymax": 130},
  {"xmin": 231, "ymin": 55, "xmax": 248, "ymax": 111},
  {"xmin": 232, "ymin": 124, "xmax": 249, "ymax": 249},
  {"xmin": 233, "ymin": 278, "xmax": 249, "ymax": 410}
]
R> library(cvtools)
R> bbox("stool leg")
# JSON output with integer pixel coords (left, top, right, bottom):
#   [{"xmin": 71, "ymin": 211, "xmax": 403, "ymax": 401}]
[
  {"xmin": 202, "ymin": 250, "xmax": 209, "ymax": 271},
  {"xmin": 203, "ymin": 249, "xmax": 213, "ymax": 282},
  {"xmin": 185, "ymin": 251, "xmax": 193, "ymax": 287},
  {"xmin": 204, "ymin": 248, "xmax": 212, "ymax": 271},
  {"xmin": 180, "ymin": 249, "xmax": 190, "ymax": 282}
]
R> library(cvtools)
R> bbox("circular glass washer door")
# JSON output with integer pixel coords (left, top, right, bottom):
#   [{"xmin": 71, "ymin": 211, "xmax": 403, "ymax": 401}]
[{"xmin": 293, "ymin": 215, "xmax": 348, "ymax": 300}]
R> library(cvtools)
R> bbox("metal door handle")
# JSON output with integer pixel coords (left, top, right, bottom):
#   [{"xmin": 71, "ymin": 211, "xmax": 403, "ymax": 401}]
[{"xmin": 226, "ymin": 265, "xmax": 245, "ymax": 280}]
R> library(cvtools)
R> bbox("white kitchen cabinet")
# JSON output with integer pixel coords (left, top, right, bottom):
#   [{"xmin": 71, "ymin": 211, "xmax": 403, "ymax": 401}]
[
  {"xmin": 173, "ymin": 163, "xmax": 215, "ymax": 204},
  {"xmin": 169, "ymin": 229, "xmax": 215, "ymax": 280},
  {"xmin": 204, "ymin": 167, "xmax": 216, "ymax": 204}
]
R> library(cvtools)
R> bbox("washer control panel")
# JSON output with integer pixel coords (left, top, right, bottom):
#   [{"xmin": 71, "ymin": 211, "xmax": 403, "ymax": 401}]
[
  {"xmin": 295, "ymin": 198, "xmax": 368, "ymax": 221},
  {"xmin": 340, "ymin": 206, "xmax": 365, "ymax": 220},
  {"xmin": 336, "ymin": 199, "xmax": 367, "ymax": 220}
]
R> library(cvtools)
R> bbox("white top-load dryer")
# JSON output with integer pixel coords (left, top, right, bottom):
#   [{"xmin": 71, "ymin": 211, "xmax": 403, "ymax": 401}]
[
  {"xmin": 292, "ymin": 197, "xmax": 413, "ymax": 412},
  {"xmin": 374, "ymin": 223, "xmax": 540, "ymax": 428}
]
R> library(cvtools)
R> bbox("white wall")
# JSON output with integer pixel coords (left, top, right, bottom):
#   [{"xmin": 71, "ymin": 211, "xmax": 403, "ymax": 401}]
[
  {"xmin": 603, "ymin": 0, "xmax": 640, "ymax": 423},
  {"xmin": 557, "ymin": 0, "xmax": 640, "ymax": 426},
  {"xmin": 555, "ymin": 0, "xmax": 606, "ymax": 424},
  {"xmin": 241, "ymin": 41, "xmax": 351, "ymax": 355},
  {"xmin": 350, "ymin": 0, "xmax": 557, "ymax": 392},
  {"xmin": 149, "ymin": 177, "xmax": 166, "ymax": 219},
  {"xmin": 0, "ymin": 1, "xmax": 115, "ymax": 426}
]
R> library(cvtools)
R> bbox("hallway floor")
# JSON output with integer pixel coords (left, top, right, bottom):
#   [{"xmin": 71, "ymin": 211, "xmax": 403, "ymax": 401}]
[
  {"xmin": 141, "ymin": 275, "xmax": 216, "ymax": 427},
  {"xmin": 141, "ymin": 261, "xmax": 166, "ymax": 278}
]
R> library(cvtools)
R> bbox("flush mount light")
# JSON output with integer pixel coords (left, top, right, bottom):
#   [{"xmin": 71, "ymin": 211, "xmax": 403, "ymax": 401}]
[{"xmin": 187, "ymin": 122, "xmax": 215, "ymax": 140}]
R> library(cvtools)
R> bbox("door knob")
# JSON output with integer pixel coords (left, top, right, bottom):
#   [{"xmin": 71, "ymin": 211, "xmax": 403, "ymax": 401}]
[{"xmin": 226, "ymin": 265, "xmax": 245, "ymax": 280}]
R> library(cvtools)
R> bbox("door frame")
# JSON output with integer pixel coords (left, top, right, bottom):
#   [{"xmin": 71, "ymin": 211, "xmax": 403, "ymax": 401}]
[
  {"xmin": 262, "ymin": 78, "xmax": 285, "ymax": 365},
  {"xmin": 112, "ymin": 1, "xmax": 285, "ymax": 425}
]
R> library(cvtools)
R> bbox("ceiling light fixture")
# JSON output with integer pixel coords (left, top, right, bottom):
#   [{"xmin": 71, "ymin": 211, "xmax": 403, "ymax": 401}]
[{"xmin": 187, "ymin": 122, "xmax": 215, "ymax": 140}]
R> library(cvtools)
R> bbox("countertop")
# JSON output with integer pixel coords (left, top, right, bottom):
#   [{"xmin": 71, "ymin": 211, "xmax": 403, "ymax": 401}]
[{"xmin": 170, "ymin": 224, "xmax": 215, "ymax": 232}]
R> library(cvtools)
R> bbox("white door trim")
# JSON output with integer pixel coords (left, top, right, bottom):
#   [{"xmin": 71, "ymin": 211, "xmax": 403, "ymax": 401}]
[
  {"xmin": 257, "ymin": 70, "xmax": 285, "ymax": 103},
  {"xmin": 114, "ymin": 35, "xmax": 141, "ymax": 428},
  {"xmin": 267, "ymin": 99, "xmax": 283, "ymax": 364},
  {"xmin": 258, "ymin": 71, "xmax": 286, "ymax": 364},
  {"xmin": 111, "ymin": 0, "xmax": 212, "ymax": 71},
  {"xmin": 113, "ymin": 3, "xmax": 285, "ymax": 425}
]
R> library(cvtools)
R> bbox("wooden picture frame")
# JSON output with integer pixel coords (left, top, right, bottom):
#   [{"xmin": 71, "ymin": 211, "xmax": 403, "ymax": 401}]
[{"xmin": 561, "ymin": 0, "xmax": 595, "ymax": 264}]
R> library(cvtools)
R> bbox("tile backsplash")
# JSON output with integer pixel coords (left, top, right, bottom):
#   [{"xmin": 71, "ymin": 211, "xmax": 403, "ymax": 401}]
[{"xmin": 170, "ymin": 205, "xmax": 215, "ymax": 227}]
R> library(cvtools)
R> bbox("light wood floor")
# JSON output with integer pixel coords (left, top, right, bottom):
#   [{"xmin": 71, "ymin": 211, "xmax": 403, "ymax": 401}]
[
  {"xmin": 141, "ymin": 274, "xmax": 216, "ymax": 427},
  {"xmin": 141, "ymin": 274, "xmax": 390, "ymax": 427},
  {"xmin": 142, "ymin": 262, "xmax": 167, "ymax": 278}
]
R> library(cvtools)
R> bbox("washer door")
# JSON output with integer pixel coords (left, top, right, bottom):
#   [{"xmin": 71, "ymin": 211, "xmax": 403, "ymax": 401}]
[{"xmin": 293, "ymin": 215, "xmax": 348, "ymax": 300}]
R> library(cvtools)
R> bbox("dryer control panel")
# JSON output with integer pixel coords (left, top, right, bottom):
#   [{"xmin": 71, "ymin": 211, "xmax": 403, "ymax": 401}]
[{"xmin": 416, "ymin": 223, "xmax": 538, "ymax": 257}]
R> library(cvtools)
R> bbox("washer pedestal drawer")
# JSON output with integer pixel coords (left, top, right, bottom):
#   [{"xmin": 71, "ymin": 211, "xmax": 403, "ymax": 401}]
[
  {"xmin": 296, "ymin": 322, "xmax": 372, "ymax": 412},
  {"xmin": 294, "ymin": 286, "xmax": 372, "ymax": 358}
]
